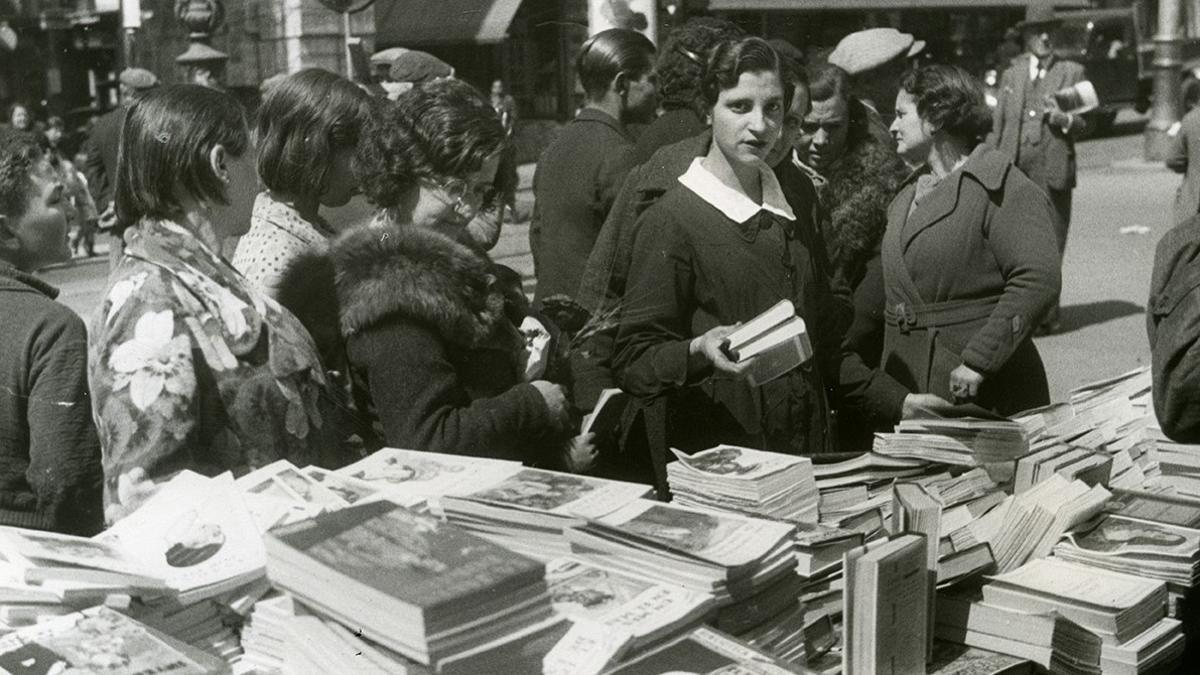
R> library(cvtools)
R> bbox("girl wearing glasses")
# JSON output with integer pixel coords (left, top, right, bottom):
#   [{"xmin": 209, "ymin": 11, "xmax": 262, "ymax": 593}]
[{"xmin": 284, "ymin": 79, "xmax": 592, "ymax": 470}]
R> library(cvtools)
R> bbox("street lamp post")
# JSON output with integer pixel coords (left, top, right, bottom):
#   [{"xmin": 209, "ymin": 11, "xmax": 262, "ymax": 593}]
[{"xmin": 1145, "ymin": 0, "xmax": 1185, "ymax": 160}]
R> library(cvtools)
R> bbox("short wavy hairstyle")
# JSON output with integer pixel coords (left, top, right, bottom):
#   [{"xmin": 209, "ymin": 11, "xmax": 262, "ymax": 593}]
[
  {"xmin": 355, "ymin": 79, "xmax": 507, "ymax": 209},
  {"xmin": 255, "ymin": 68, "xmax": 370, "ymax": 198},
  {"xmin": 115, "ymin": 85, "xmax": 250, "ymax": 227},
  {"xmin": 576, "ymin": 29, "xmax": 656, "ymax": 101},
  {"xmin": 899, "ymin": 65, "xmax": 993, "ymax": 145},
  {"xmin": 657, "ymin": 17, "xmax": 745, "ymax": 111},
  {"xmin": 0, "ymin": 131, "xmax": 43, "ymax": 219},
  {"xmin": 702, "ymin": 37, "xmax": 793, "ymax": 113}
]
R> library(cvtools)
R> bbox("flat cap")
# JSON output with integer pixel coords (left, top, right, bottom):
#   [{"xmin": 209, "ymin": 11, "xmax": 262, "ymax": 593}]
[
  {"xmin": 828, "ymin": 28, "xmax": 924, "ymax": 75},
  {"xmin": 119, "ymin": 67, "xmax": 159, "ymax": 90},
  {"xmin": 389, "ymin": 50, "xmax": 454, "ymax": 84}
]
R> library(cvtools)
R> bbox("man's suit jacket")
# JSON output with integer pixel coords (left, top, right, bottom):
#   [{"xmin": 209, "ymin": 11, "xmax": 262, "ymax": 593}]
[
  {"xmin": 988, "ymin": 53, "xmax": 1087, "ymax": 191},
  {"xmin": 1168, "ymin": 107, "xmax": 1200, "ymax": 226},
  {"xmin": 82, "ymin": 107, "xmax": 126, "ymax": 213}
]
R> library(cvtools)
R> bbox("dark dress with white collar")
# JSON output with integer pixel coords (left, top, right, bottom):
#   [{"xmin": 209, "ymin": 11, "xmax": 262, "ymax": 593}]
[{"xmin": 613, "ymin": 164, "xmax": 846, "ymax": 457}]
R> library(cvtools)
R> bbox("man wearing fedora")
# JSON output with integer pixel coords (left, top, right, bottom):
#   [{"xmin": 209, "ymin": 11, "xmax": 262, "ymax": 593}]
[{"xmin": 989, "ymin": 0, "xmax": 1088, "ymax": 334}]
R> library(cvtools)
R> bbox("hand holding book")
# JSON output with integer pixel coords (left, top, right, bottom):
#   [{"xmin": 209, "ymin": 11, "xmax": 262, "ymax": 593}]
[{"xmin": 689, "ymin": 324, "xmax": 749, "ymax": 378}]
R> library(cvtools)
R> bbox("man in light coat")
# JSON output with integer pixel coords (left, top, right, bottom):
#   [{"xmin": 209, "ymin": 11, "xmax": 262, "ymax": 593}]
[{"xmin": 989, "ymin": 1, "xmax": 1087, "ymax": 333}]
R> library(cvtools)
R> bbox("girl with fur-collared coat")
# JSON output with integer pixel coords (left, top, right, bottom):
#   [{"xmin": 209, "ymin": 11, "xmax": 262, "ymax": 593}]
[{"xmin": 281, "ymin": 79, "xmax": 585, "ymax": 468}]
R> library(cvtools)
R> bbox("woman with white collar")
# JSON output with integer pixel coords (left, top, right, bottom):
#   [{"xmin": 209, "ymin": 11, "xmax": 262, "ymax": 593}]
[{"xmin": 614, "ymin": 37, "xmax": 847, "ymax": 457}]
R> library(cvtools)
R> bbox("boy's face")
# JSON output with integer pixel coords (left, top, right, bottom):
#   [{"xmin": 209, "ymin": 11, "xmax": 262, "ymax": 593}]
[{"xmin": 2, "ymin": 162, "xmax": 72, "ymax": 270}]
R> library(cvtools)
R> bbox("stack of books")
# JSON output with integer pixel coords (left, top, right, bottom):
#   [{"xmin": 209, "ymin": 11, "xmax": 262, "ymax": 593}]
[
  {"xmin": 1100, "ymin": 617, "xmax": 1187, "ymax": 675},
  {"xmin": 1013, "ymin": 442, "xmax": 1113, "ymax": 493},
  {"xmin": 440, "ymin": 468, "xmax": 652, "ymax": 559},
  {"xmin": 565, "ymin": 499, "xmax": 795, "ymax": 606},
  {"xmin": 1146, "ymin": 427, "xmax": 1200, "ymax": 498},
  {"xmin": 875, "ymin": 418, "xmax": 1029, "ymax": 466},
  {"xmin": 667, "ymin": 445, "xmax": 819, "ymax": 523},
  {"xmin": 980, "ymin": 558, "xmax": 1167, "ymax": 645},
  {"xmin": 719, "ymin": 299, "xmax": 813, "ymax": 387},
  {"xmin": 264, "ymin": 499, "xmax": 567, "ymax": 671},
  {"xmin": 545, "ymin": 556, "xmax": 713, "ymax": 653},
  {"xmin": 935, "ymin": 591, "xmax": 1102, "ymax": 674},
  {"xmin": 335, "ymin": 447, "xmax": 525, "ymax": 506},
  {"xmin": 1054, "ymin": 514, "xmax": 1200, "ymax": 592},
  {"xmin": 842, "ymin": 533, "xmax": 931, "ymax": 674},
  {"xmin": 604, "ymin": 625, "xmax": 806, "ymax": 674},
  {"xmin": 0, "ymin": 605, "xmax": 231, "ymax": 674}
]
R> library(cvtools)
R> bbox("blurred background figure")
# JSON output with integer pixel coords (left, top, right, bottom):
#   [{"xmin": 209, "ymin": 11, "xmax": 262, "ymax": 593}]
[
  {"xmin": 1166, "ymin": 79, "xmax": 1200, "ymax": 227},
  {"xmin": 491, "ymin": 78, "xmax": 520, "ymax": 225},
  {"xmin": 382, "ymin": 49, "xmax": 454, "ymax": 99},
  {"xmin": 5, "ymin": 103, "xmax": 34, "ymax": 133},
  {"xmin": 827, "ymin": 27, "xmax": 925, "ymax": 142},
  {"xmin": 42, "ymin": 117, "xmax": 99, "ymax": 258}
]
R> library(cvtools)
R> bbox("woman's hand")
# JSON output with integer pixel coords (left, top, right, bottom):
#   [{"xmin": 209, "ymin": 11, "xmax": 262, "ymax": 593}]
[
  {"xmin": 901, "ymin": 393, "xmax": 956, "ymax": 419},
  {"xmin": 949, "ymin": 364, "xmax": 985, "ymax": 402},
  {"xmin": 531, "ymin": 380, "xmax": 570, "ymax": 429},
  {"xmin": 563, "ymin": 433, "xmax": 598, "ymax": 474},
  {"xmin": 689, "ymin": 324, "xmax": 748, "ymax": 378}
]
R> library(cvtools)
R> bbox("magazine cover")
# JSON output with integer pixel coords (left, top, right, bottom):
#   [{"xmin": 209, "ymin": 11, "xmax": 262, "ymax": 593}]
[
  {"xmin": 466, "ymin": 469, "xmax": 650, "ymax": 518},
  {"xmin": 670, "ymin": 445, "xmax": 801, "ymax": 480},
  {"xmin": 1063, "ymin": 515, "xmax": 1200, "ymax": 558},
  {"xmin": 337, "ymin": 448, "xmax": 522, "ymax": 498}
]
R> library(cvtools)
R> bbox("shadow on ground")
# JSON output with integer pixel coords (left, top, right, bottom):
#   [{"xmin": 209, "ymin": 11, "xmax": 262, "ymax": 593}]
[{"xmin": 1055, "ymin": 299, "xmax": 1144, "ymax": 334}]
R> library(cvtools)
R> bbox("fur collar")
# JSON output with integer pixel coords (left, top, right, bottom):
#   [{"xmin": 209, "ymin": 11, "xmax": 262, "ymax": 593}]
[
  {"xmin": 329, "ymin": 224, "xmax": 507, "ymax": 347},
  {"xmin": 822, "ymin": 136, "xmax": 909, "ymax": 268}
]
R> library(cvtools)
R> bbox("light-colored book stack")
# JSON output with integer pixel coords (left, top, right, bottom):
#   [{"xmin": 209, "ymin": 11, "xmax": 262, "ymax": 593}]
[
  {"xmin": 0, "ymin": 605, "xmax": 232, "ymax": 674},
  {"xmin": 565, "ymin": 498, "xmax": 805, "ymax": 655},
  {"xmin": 264, "ymin": 499, "xmax": 567, "ymax": 673},
  {"xmin": 545, "ymin": 556, "xmax": 713, "ymax": 654},
  {"xmin": 668, "ymin": 445, "xmax": 819, "ymax": 524},
  {"xmin": 1145, "ymin": 426, "xmax": 1200, "ymax": 498},
  {"xmin": 335, "ymin": 447, "xmax": 524, "ymax": 510},
  {"xmin": 439, "ymin": 468, "xmax": 652, "ymax": 560},
  {"xmin": 935, "ymin": 591, "xmax": 1102, "ymax": 674},
  {"xmin": 953, "ymin": 474, "xmax": 1109, "ymax": 573},
  {"xmin": 604, "ymin": 624, "xmax": 805, "ymax": 674},
  {"xmin": 1099, "ymin": 616, "xmax": 1186, "ymax": 675},
  {"xmin": 842, "ymin": 533, "xmax": 930, "ymax": 675},
  {"xmin": 1054, "ymin": 515, "xmax": 1200, "ymax": 593},
  {"xmin": 874, "ymin": 417, "xmax": 1029, "ymax": 467},
  {"xmin": 1012, "ymin": 442, "xmax": 1113, "ymax": 494},
  {"xmin": 719, "ymin": 299, "xmax": 813, "ymax": 388},
  {"xmin": 981, "ymin": 558, "xmax": 1167, "ymax": 645}
]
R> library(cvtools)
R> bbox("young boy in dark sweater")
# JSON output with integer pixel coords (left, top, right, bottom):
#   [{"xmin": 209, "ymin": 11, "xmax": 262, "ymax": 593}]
[{"xmin": 0, "ymin": 130, "xmax": 103, "ymax": 535}]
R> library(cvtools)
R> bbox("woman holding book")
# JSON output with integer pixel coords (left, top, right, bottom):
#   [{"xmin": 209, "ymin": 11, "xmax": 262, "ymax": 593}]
[
  {"xmin": 840, "ymin": 65, "xmax": 1061, "ymax": 421},
  {"xmin": 89, "ymin": 85, "xmax": 343, "ymax": 524},
  {"xmin": 613, "ymin": 37, "xmax": 848, "ymax": 457},
  {"xmin": 281, "ymin": 79, "xmax": 592, "ymax": 470}
]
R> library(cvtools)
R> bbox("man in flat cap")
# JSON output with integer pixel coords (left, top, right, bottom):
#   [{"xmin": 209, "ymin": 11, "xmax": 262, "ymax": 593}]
[
  {"xmin": 382, "ymin": 50, "xmax": 455, "ymax": 100},
  {"xmin": 83, "ymin": 67, "xmax": 159, "ymax": 268},
  {"xmin": 988, "ymin": 0, "xmax": 1087, "ymax": 334},
  {"xmin": 828, "ymin": 27, "xmax": 924, "ymax": 143}
]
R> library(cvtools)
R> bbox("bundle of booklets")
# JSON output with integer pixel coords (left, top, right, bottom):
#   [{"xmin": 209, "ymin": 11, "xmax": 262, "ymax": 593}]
[
  {"xmin": 264, "ymin": 498, "xmax": 568, "ymax": 672},
  {"xmin": 439, "ymin": 468, "xmax": 653, "ymax": 560},
  {"xmin": 873, "ymin": 417, "xmax": 1029, "ymax": 467},
  {"xmin": 720, "ymin": 299, "xmax": 813, "ymax": 387},
  {"xmin": 667, "ymin": 445, "xmax": 819, "ymax": 524}
]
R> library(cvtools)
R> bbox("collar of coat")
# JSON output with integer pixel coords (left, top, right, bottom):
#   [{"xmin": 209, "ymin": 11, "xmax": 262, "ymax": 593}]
[
  {"xmin": 0, "ymin": 260, "xmax": 59, "ymax": 299},
  {"xmin": 899, "ymin": 143, "xmax": 1010, "ymax": 195},
  {"xmin": 329, "ymin": 220, "xmax": 508, "ymax": 347},
  {"xmin": 573, "ymin": 107, "xmax": 631, "ymax": 141}
]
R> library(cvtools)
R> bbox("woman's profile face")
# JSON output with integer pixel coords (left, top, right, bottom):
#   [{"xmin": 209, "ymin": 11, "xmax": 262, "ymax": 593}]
[
  {"xmin": 890, "ymin": 89, "xmax": 934, "ymax": 164},
  {"xmin": 218, "ymin": 150, "xmax": 259, "ymax": 239},
  {"xmin": 408, "ymin": 153, "xmax": 501, "ymax": 238},
  {"xmin": 320, "ymin": 147, "xmax": 359, "ymax": 208},
  {"xmin": 710, "ymin": 70, "xmax": 784, "ymax": 169}
]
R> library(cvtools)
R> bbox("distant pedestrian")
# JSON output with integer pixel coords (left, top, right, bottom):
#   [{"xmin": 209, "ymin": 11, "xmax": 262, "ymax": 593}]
[
  {"xmin": 1166, "ymin": 80, "xmax": 1200, "ymax": 226},
  {"xmin": 988, "ymin": 0, "xmax": 1087, "ymax": 334},
  {"xmin": 43, "ymin": 117, "xmax": 99, "ymax": 257},
  {"xmin": 5, "ymin": 102, "xmax": 33, "ymax": 132},
  {"xmin": 0, "ymin": 131, "xmax": 103, "ymax": 536},
  {"xmin": 530, "ymin": 29, "xmax": 657, "ymax": 306},
  {"xmin": 631, "ymin": 18, "xmax": 744, "ymax": 166},
  {"xmin": 81, "ymin": 67, "xmax": 159, "ymax": 269},
  {"xmin": 490, "ymin": 78, "xmax": 520, "ymax": 226}
]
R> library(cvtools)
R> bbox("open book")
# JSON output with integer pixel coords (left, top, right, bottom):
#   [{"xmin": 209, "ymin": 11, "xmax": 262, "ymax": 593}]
[{"xmin": 721, "ymin": 300, "xmax": 813, "ymax": 387}]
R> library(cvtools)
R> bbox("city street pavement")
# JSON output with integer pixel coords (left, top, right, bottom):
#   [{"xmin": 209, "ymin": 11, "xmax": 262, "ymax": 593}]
[{"xmin": 43, "ymin": 118, "xmax": 1177, "ymax": 403}]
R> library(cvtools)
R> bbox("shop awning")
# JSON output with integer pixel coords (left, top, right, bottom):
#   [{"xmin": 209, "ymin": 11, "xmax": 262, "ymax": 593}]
[
  {"xmin": 376, "ymin": 0, "xmax": 522, "ymax": 46},
  {"xmin": 710, "ymin": 0, "xmax": 1089, "ymax": 10}
]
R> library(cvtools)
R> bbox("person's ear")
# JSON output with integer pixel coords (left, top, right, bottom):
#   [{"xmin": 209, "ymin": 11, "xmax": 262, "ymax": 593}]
[
  {"xmin": 208, "ymin": 144, "xmax": 231, "ymax": 186},
  {"xmin": 613, "ymin": 71, "xmax": 631, "ymax": 96}
]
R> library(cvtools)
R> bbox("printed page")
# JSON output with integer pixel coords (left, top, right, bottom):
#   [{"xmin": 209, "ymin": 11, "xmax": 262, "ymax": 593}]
[
  {"xmin": 464, "ymin": 469, "xmax": 650, "ymax": 519},
  {"xmin": 337, "ymin": 448, "xmax": 522, "ymax": 498},
  {"xmin": 988, "ymin": 558, "xmax": 1162, "ymax": 610},
  {"xmin": 669, "ymin": 445, "xmax": 805, "ymax": 481},
  {"xmin": 596, "ymin": 500, "xmax": 793, "ymax": 566}
]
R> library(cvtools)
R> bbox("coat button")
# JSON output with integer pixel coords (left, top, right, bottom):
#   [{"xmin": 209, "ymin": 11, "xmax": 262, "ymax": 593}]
[{"xmin": 1028, "ymin": 110, "xmax": 1038, "ymax": 118}]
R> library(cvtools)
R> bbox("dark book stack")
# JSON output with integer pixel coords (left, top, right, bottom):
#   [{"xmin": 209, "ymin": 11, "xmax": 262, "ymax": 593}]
[{"xmin": 264, "ymin": 500, "xmax": 567, "ymax": 672}]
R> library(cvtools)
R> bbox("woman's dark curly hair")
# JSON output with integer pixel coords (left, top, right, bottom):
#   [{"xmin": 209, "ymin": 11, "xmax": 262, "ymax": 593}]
[
  {"xmin": 899, "ymin": 64, "xmax": 993, "ymax": 145},
  {"xmin": 702, "ymin": 37, "xmax": 793, "ymax": 113},
  {"xmin": 355, "ymin": 79, "xmax": 508, "ymax": 209},
  {"xmin": 657, "ymin": 17, "xmax": 745, "ymax": 112},
  {"xmin": 255, "ymin": 68, "xmax": 370, "ymax": 198}
]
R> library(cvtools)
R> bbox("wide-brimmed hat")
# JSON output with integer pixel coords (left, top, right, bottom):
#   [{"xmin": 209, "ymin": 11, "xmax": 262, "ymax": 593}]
[
  {"xmin": 1018, "ymin": 1, "xmax": 1061, "ymax": 29},
  {"xmin": 828, "ymin": 28, "xmax": 925, "ymax": 76}
]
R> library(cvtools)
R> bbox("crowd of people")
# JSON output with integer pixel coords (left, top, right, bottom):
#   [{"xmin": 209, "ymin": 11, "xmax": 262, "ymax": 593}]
[{"xmin": 0, "ymin": 1, "xmax": 1107, "ymax": 536}]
